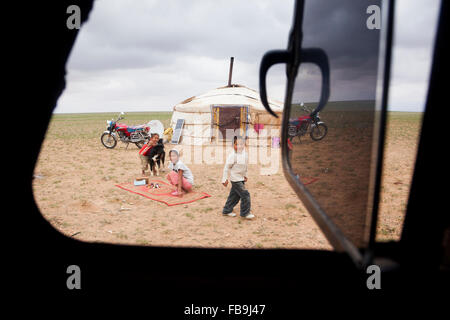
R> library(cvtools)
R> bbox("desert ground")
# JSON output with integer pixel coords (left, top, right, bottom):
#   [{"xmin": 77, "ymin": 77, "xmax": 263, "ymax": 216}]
[
  {"xmin": 32, "ymin": 111, "xmax": 422, "ymax": 249},
  {"xmin": 377, "ymin": 112, "xmax": 422, "ymax": 241}
]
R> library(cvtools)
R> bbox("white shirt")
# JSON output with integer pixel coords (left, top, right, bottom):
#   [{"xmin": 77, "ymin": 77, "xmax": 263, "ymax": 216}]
[
  {"xmin": 168, "ymin": 160, "xmax": 194, "ymax": 185},
  {"xmin": 222, "ymin": 151, "xmax": 248, "ymax": 183}
]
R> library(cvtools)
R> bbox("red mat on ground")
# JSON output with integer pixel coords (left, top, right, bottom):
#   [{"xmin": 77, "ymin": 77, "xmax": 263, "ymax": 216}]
[{"xmin": 115, "ymin": 179, "xmax": 211, "ymax": 206}]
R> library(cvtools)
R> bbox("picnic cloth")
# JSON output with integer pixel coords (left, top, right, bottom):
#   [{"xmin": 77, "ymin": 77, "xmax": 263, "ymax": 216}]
[{"xmin": 115, "ymin": 178, "xmax": 211, "ymax": 206}]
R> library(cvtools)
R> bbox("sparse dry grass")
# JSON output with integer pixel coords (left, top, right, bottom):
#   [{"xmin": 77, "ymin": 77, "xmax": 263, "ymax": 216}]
[
  {"xmin": 377, "ymin": 112, "xmax": 423, "ymax": 241},
  {"xmin": 32, "ymin": 111, "xmax": 421, "ymax": 248}
]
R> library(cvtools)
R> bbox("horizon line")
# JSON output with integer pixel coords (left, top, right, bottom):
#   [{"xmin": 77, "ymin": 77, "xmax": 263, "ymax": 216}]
[{"xmin": 53, "ymin": 108, "xmax": 424, "ymax": 114}]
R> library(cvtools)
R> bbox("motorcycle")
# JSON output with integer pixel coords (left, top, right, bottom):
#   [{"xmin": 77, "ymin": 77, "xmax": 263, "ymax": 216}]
[
  {"xmin": 101, "ymin": 112, "xmax": 150, "ymax": 149},
  {"xmin": 288, "ymin": 104, "xmax": 328, "ymax": 142}
]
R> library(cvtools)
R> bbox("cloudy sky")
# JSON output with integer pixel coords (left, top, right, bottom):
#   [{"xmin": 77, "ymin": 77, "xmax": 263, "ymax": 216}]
[{"xmin": 55, "ymin": 0, "xmax": 441, "ymax": 113}]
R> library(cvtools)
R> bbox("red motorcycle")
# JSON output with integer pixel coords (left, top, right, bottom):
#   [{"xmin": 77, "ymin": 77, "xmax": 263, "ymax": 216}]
[
  {"xmin": 101, "ymin": 112, "xmax": 150, "ymax": 149},
  {"xmin": 288, "ymin": 104, "xmax": 328, "ymax": 142}
]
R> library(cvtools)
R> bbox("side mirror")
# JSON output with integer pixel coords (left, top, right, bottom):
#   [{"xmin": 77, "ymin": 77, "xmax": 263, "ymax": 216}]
[{"xmin": 259, "ymin": 0, "xmax": 393, "ymax": 269}]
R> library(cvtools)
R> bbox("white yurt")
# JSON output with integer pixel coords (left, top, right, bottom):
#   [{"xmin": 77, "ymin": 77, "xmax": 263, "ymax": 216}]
[{"xmin": 169, "ymin": 84, "xmax": 283, "ymax": 146}]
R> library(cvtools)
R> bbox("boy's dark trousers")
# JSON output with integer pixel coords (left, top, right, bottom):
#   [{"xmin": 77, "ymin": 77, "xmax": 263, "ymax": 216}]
[{"xmin": 222, "ymin": 181, "xmax": 251, "ymax": 217}]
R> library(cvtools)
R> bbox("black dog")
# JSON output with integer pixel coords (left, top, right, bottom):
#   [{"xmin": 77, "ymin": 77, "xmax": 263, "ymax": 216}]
[{"xmin": 148, "ymin": 138, "xmax": 165, "ymax": 176}]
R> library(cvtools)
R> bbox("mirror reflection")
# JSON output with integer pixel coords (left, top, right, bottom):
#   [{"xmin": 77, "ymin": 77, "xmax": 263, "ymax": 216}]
[{"xmin": 288, "ymin": 0, "xmax": 381, "ymax": 247}]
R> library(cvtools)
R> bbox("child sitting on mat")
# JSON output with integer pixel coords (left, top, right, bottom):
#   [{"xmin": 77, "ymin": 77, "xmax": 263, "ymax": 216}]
[{"xmin": 166, "ymin": 149, "xmax": 194, "ymax": 196}]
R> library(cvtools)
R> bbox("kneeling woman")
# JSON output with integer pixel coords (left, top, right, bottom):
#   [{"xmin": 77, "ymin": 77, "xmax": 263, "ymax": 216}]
[{"xmin": 166, "ymin": 149, "xmax": 194, "ymax": 196}]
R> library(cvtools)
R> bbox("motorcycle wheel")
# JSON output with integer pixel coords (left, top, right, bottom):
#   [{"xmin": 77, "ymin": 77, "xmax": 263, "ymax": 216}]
[
  {"xmin": 101, "ymin": 132, "xmax": 117, "ymax": 149},
  {"xmin": 310, "ymin": 123, "xmax": 328, "ymax": 141}
]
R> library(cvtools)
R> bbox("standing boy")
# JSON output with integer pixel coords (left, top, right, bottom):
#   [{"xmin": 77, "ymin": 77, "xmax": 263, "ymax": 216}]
[{"xmin": 221, "ymin": 135, "xmax": 255, "ymax": 219}]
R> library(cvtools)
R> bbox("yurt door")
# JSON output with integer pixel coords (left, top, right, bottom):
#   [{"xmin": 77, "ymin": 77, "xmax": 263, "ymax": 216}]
[{"xmin": 211, "ymin": 105, "xmax": 248, "ymax": 141}]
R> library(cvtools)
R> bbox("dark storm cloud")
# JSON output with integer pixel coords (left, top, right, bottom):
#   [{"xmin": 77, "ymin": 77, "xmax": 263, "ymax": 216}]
[
  {"xmin": 302, "ymin": 0, "xmax": 380, "ymax": 66},
  {"xmin": 293, "ymin": 0, "xmax": 381, "ymax": 102}
]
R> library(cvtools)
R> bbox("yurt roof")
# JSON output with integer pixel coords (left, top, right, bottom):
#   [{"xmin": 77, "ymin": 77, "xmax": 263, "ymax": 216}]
[{"xmin": 173, "ymin": 84, "xmax": 283, "ymax": 114}]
